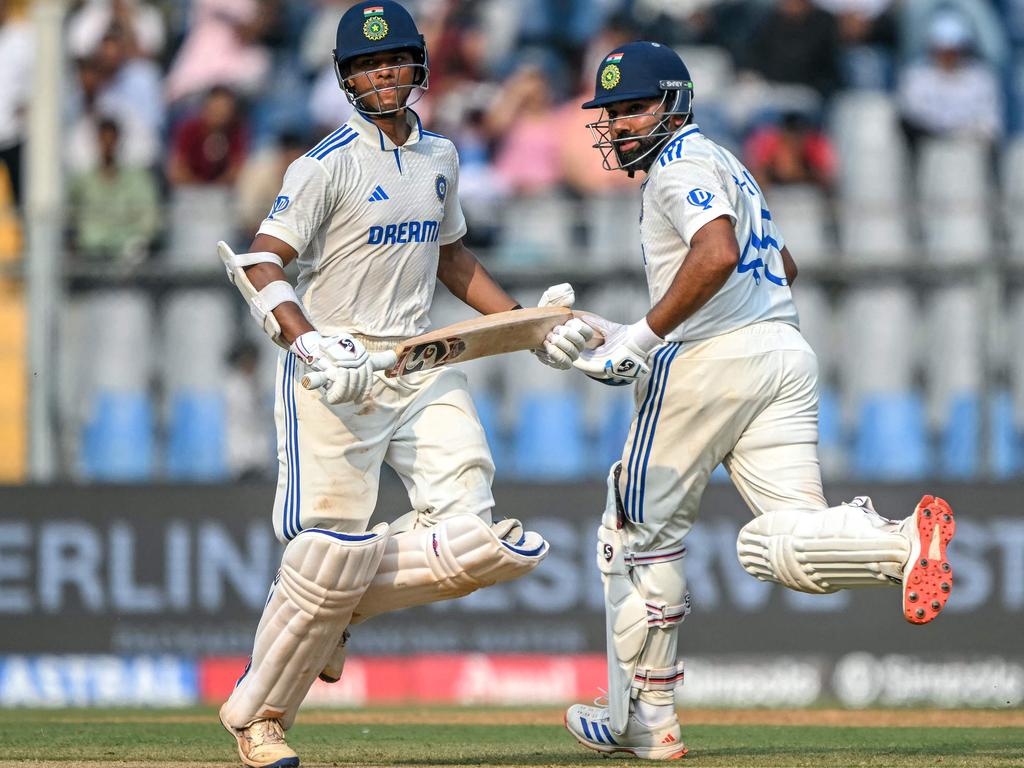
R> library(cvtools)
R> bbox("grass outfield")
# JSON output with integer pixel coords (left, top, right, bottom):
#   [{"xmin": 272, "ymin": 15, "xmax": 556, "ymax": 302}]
[{"xmin": 1, "ymin": 707, "xmax": 1022, "ymax": 767}]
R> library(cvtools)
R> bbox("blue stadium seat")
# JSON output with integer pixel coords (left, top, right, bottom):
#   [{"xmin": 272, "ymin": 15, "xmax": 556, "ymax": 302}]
[
  {"xmin": 991, "ymin": 391, "xmax": 1022, "ymax": 478},
  {"xmin": 940, "ymin": 394, "xmax": 980, "ymax": 478},
  {"xmin": 166, "ymin": 392, "xmax": 228, "ymax": 481},
  {"xmin": 471, "ymin": 391, "xmax": 508, "ymax": 472},
  {"xmin": 513, "ymin": 393, "xmax": 586, "ymax": 479},
  {"xmin": 853, "ymin": 393, "xmax": 928, "ymax": 480},
  {"xmin": 81, "ymin": 391, "xmax": 155, "ymax": 481},
  {"xmin": 593, "ymin": 393, "xmax": 633, "ymax": 474}
]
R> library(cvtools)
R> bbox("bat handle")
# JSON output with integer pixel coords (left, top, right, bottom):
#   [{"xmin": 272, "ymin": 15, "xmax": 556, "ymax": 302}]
[{"xmin": 300, "ymin": 351, "xmax": 399, "ymax": 391}]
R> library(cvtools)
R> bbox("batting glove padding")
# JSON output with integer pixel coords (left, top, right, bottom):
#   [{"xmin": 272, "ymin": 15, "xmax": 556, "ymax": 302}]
[
  {"xmin": 572, "ymin": 316, "xmax": 663, "ymax": 385},
  {"xmin": 291, "ymin": 330, "xmax": 375, "ymax": 404},
  {"xmin": 532, "ymin": 283, "xmax": 595, "ymax": 369}
]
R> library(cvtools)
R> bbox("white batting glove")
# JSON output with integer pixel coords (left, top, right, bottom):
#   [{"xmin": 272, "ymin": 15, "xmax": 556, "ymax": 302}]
[
  {"xmin": 291, "ymin": 330, "xmax": 374, "ymax": 404},
  {"xmin": 531, "ymin": 283, "xmax": 595, "ymax": 370},
  {"xmin": 572, "ymin": 316, "xmax": 663, "ymax": 386}
]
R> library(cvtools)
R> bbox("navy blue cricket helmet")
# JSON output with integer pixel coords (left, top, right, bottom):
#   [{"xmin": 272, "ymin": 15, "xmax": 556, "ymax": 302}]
[
  {"xmin": 333, "ymin": 1, "xmax": 429, "ymax": 114},
  {"xmin": 583, "ymin": 42, "xmax": 694, "ymax": 174}
]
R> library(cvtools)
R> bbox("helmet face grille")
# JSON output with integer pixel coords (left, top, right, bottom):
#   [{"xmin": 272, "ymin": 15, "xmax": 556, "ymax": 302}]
[
  {"xmin": 586, "ymin": 90, "xmax": 693, "ymax": 173},
  {"xmin": 333, "ymin": 59, "xmax": 430, "ymax": 116}
]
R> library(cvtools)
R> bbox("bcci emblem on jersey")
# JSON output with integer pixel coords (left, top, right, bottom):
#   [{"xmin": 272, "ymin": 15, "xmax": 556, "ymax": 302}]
[
  {"xmin": 363, "ymin": 9, "xmax": 388, "ymax": 41},
  {"xmin": 435, "ymin": 174, "xmax": 447, "ymax": 202}
]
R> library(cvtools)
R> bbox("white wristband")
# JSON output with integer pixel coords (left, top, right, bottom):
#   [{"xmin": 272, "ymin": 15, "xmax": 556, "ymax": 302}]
[
  {"xmin": 290, "ymin": 331, "xmax": 322, "ymax": 364},
  {"xmin": 627, "ymin": 318, "xmax": 664, "ymax": 355}
]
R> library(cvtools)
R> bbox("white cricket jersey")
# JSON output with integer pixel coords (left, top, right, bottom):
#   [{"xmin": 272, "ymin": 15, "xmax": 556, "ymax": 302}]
[
  {"xmin": 257, "ymin": 109, "xmax": 467, "ymax": 338},
  {"xmin": 640, "ymin": 122, "xmax": 799, "ymax": 342}
]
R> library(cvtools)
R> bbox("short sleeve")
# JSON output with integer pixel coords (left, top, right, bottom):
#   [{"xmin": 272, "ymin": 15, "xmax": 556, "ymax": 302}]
[
  {"xmin": 657, "ymin": 157, "xmax": 737, "ymax": 247},
  {"xmin": 438, "ymin": 149, "xmax": 468, "ymax": 246},
  {"xmin": 256, "ymin": 156, "xmax": 338, "ymax": 254}
]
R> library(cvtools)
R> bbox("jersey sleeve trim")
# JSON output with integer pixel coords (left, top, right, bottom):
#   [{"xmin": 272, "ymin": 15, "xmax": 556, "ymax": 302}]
[
  {"xmin": 439, "ymin": 221, "xmax": 467, "ymax": 246},
  {"xmin": 257, "ymin": 220, "xmax": 305, "ymax": 254},
  {"xmin": 682, "ymin": 209, "xmax": 736, "ymax": 246}
]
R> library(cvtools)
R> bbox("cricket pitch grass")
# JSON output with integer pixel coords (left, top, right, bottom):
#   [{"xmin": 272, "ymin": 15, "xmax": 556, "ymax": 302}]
[{"xmin": 1, "ymin": 707, "xmax": 1022, "ymax": 767}]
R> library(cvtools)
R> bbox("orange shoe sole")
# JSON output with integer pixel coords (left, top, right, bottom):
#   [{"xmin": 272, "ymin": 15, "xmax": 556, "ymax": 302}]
[{"xmin": 903, "ymin": 495, "xmax": 955, "ymax": 625}]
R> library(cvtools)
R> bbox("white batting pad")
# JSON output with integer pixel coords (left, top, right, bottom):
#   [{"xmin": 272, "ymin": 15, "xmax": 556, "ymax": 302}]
[
  {"xmin": 349, "ymin": 514, "xmax": 548, "ymax": 624},
  {"xmin": 736, "ymin": 500, "xmax": 910, "ymax": 593},
  {"xmin": 221, "ymin": 525, "xmax": 389, "ymax": 730},
  {"xmin": 596, "ymin": 465, "xmax": 688, "ymax": 735}
]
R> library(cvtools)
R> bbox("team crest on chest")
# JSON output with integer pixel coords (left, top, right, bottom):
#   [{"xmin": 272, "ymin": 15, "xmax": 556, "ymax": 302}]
[
  {"xmin": 435, "ymin": 174, "xmax": 448, "ymax": 202},
  {"xmin": 363, "ymin": 12, "xmax": 388, "ymax": 41}
]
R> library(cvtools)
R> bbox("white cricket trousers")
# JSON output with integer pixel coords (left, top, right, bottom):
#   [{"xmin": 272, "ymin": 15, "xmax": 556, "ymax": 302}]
[
  {"xmin": 618, "ymin": 321, "xmax": 828, "ymax": 551},
  {"xmin": 271, "ymin": 350, "xmax": 495, "ymax": 542}
]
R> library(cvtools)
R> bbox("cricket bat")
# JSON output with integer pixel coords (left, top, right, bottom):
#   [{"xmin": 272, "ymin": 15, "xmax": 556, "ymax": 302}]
[{"xmin": 301, "ymin": 306, "xmax": 604, "ymax": 389}]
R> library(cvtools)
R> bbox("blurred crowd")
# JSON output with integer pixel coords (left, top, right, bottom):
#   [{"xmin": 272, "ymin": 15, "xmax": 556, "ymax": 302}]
[
  {"xmin": 0, "ymin": 0, "xmax": 1021, "ymax": 261},
  {"xmin": 3, "ymin": 0, "xmax": 1024, "ymax": 483}
]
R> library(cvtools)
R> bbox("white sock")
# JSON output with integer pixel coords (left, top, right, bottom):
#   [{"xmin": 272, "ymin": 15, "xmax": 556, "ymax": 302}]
[{"xmin": 634, "ymin": 699, "xmax": 674, "ymax": 726}]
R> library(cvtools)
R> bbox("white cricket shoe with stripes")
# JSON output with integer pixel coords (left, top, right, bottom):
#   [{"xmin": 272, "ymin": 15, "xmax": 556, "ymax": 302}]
[{"xmin": 565, "ymin": 703, "xmax": 686, "ymax": 760}]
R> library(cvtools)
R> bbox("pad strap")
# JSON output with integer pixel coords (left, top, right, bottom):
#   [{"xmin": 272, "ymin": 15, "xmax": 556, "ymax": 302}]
[
  {"xmin": 646, "ymin": 597, "xmax": 690, "ymax": 627},
  {"xmin": 624, "ymin": 545, "xmax": 687, "ymax": 567},
  {"xmin": 633, "ymin": 662, "xmax": 685, "ymax": 693}
]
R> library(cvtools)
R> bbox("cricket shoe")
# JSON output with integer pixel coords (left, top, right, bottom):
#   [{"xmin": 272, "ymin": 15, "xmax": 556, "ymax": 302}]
[
  {"xmin": 219, "ymin": 705, "xmax": 299, "ymax": 768},
  {"xmin": 901, "ymin": 495, "xmax": 955, "ymax": 625},
  {"xmin": 565, "ymin": 704, "xmax": 686, "ymax": 760}
]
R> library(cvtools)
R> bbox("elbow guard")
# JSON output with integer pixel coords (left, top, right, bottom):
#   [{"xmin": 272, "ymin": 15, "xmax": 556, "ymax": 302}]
[{"xmin": 218, "ymin": 240, "xmax": 303, "ymax": 349}]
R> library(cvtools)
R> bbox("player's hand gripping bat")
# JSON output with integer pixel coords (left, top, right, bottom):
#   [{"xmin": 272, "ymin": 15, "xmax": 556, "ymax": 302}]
[{"xmin": 301, "ymin": 306, "xmax": 604, "ymax": 389}]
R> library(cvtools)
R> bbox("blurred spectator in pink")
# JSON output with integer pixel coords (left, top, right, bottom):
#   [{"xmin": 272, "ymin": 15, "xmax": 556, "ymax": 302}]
[
  {"xmin": 898, "ymin": 10, "xmax": 1003, "ymax": 144},
  {"xmin": 486, "ymin": 64, "xmax": 563, "ymax": 196},
  {"xmin": 69, "ymin": 116, "xmax": 160, "ymax": 264},
  {"xmin": 743, "ymin": 0, "xmax": 841, "ymax": 96},
  {"xmin": 67, "ymin": 0, "xmax": 167, "ymax": 60},
  {"xmin": 235, "ymin": 130, "xmax": 307, "ymax": 238},
  {"xmin": 167, "ymin": 86, "xmax": 249, "ymax": 186},
  {"xmin": 745, "ymin": 111, "xmax": 836, "ymax": 190},
  {"xmin": 165, "ymin": 0, "xmax": 270, "ymax": 104},
  {"xmin": 0, "ymin": 0, "xmax": 32, "ymax": 207},
  {"xmin": 65, "ymin": 55, "xmax": 160, "ymax": 174}
]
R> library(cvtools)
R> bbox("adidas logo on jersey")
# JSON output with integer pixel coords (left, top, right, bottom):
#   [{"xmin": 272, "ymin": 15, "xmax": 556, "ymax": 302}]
[{"xmin": 368, "ymin": 185, "xmax": 389, "ymax": 202}]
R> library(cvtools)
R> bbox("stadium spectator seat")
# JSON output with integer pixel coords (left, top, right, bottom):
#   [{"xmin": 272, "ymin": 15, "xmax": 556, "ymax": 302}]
[
  {"xmin": 768, "ymin": 185, "xmax": 833, "ymax": 267},
  {"xmin": 676, "ymin": 46, "xmax": 735, "ymax": 101},
  {"xmin": 839, "ymin": 285, "xmax": 918, "ymax": 416},
  {"xmin": 853, "ymin": 393, "xmax": 929, "ymax": 479},
  {"xmin": 161, "ymin": 290, "xmax": 233, "ymax": 479},
  {"xmin": 925, "ymin": 285, "xmax": 982, "ymax": 427},
  {"xmin": 166, "ymin": 391, "xmax": 227, "ymax": 480},
  {"xmin": 78, "ymin": 291, "xmax": 157, "ymax": 481},
  {"xmin": 831, "ymin": 92, "xmax": 914, "ymax": 265},
  {"xmin": 1001, "ymin": 137, "xmax": 1024, "ymax": 263},
  {"xmin": 166, "ymin": 186, "xmax": 238, "ymax": 266},
  {"xmin": 990, "ymin": 390, "xmax": 1021, "ymax": 477},
  {"xmin": 513, "ymin": 390, "xmax": 587, "ymax": 479},
  {"xmin": 82, "ymin": 391, "xmax": 155, "ymax": 481},
  {"xmin": 917, "ymin": 139, "xmax": 993, "ymax": 265},
  {"xmin": 496, "ymin": 193, "xmax": 575, "ymax": 267},
  {"xmin": 793, "ymin": 283, "xmax": 834, "ymax": 380},
  {"xmin": 585, "ymin": 192, "xmax": 642, "ymax": 268}
]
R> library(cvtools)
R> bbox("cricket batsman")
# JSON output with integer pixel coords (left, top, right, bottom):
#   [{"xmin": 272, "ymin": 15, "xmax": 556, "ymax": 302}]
[
  {"xmin": 561, "ymin": 41, "xmax": 957, "ymax": 759},
  {"xmin": 215, "ymin": 3, "xmax": 592, "ymax": 765}
]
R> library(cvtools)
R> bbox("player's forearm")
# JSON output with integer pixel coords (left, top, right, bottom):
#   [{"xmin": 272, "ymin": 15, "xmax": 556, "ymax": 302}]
[
  {"xmin": 438, "ymin": 241, "xmax": 519, "ymax": 315},
  {"xmin": 243, "ymin": 262, "xmax": 315, "ymax": 345},
  {"xmin": 646, "ymin": 243, "xmax": 738, "ymax": 338}
]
